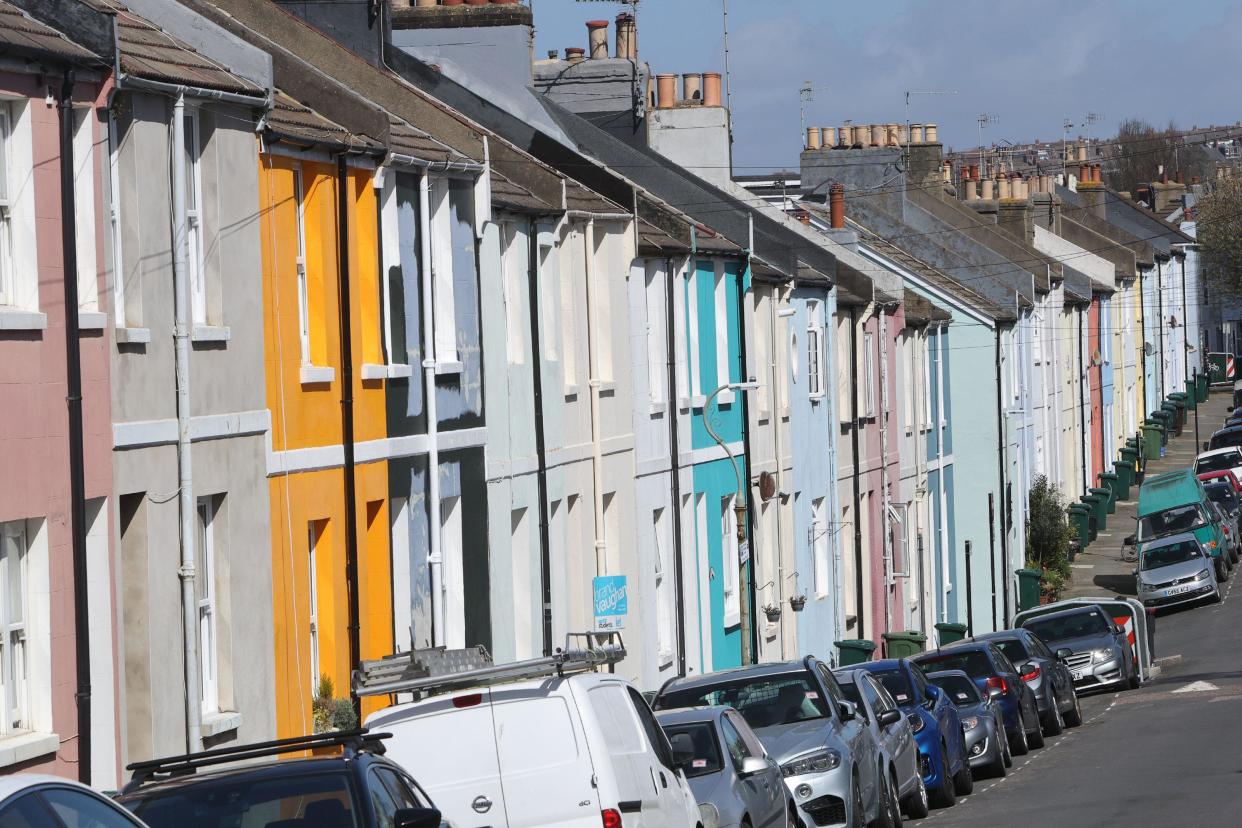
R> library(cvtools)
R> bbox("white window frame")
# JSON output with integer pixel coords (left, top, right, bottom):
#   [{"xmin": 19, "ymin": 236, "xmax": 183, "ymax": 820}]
[
  {"xmin": 428, "ymin": 177, "xmax": 460, "ymax": 368},
  {"xmin": 538, "ymin": 228, "xmax": 558, "ymax": 364},
  {"xmin": 107, "ymin": 111, "xmax": 130, "ymax": 326},
  {"xmin": 184, "ymin": 109, "xmax": 206, "ymax": 326},
  {"xmin": 293, "ymin": 165, "xmax": 311, "ymax": 366},
  {"xmin": 753, "ymin": 288, "xmax": 772, "ymax": 417},
  {"xmin": 721, "ymin": 496, "xmax": 740, "ymax": 628},
  {"xmin": 308, "ymin": 521, "xmax": 320, "ymax": 697},
  {"xmin": 812, "ymin": 497, "xmax": 828, "ymax": 598},
  {"xmin": 807, "ymin": 300, "xmax": 824, "ymax": 399},
  {"xmin": 0, "ymin": 521, "xmax": 28, "ymax": 735},
  {"xmin": 72, "ymin": 106, "xmax": 98, "ymax": 314},
  {"xmin": 923, "ymin": 335, "xmax": 934, "ymax": 429},
  {"xmin": 377, "ymin": 172, "xmax": 405, "ymax": 370},
  {"xmin": 0, "ymin": 104, "xmax": 13, "ymax": 308},
  {"xmin": 560, "ymin": 227, "xmax": 578, "ymax": 394},
  {"xmin": 863, "ymin": 330, "xmax": 876, "ymax": 417},
  {"xmin": 687, "ymin": 267, "xmax": 702, "ymax": 401},
  {"xmin": 653, "ymin": 507, "xmax": 673, "ymax": 666},
  {"xmin": 837, "ymin": 317, "xmax": 850, "ymax": 423},
  {"xmin": 196, "ymin": 497, "xmax": 218, "ymax": 715},
  {"xmin": 714, "ymin": 261, "xmax": 731, "ymax": 401},
  {"xmin": 441, "ymin": 496, "xmax": 465, "ymax": 648},
  {"xmin": 593, "ymin": 229, "xmax": 615, "ymax": 383},
  {"xmin": 644, "ymin": 261, "xmax": 667, "ymax": 406},
  {"xmin": 502, "ymin": 222, "xmax": 526, "ymax": 366}
]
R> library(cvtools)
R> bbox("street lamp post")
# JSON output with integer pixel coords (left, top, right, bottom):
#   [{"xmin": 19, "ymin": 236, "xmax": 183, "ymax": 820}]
[{"xmin": 704, "ymin": 380, "xmax": 760, "ymax": 665}]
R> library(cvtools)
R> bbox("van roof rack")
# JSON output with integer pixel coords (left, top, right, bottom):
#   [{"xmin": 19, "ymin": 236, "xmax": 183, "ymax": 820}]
[
  {"xmin": 123, "ymin": 728, "xmax": 390, "ymax": 792},
  {"xmin": 353, "ymin": 631, "xmax": 625, "ymax": 699}
]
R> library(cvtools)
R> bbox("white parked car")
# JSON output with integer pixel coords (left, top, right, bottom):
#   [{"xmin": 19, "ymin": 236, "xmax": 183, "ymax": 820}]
[
  {"xmin": 1194, "ymin": 446, "xmax": 1242, "ymax": 488},
  {"xmin": 362, "ymin": 636, "xmax": 701, "ymax": 828},
  {"xmin": 0, "ymin": 774, "xmax": 152, "ymax": 827}
]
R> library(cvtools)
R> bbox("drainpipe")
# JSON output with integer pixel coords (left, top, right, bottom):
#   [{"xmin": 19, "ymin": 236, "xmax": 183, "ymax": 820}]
[
  {"xmin": 418, "ymin": 175, "xmax": 444, "ymax": 646},
  {"xmin": 336, "ymin": 156, "xmax": 362, "ymax": 711},
  {"xmin": 770, "ymin": 287, "xmax": 789, "ymax": 658},
  {"xmin": 1078, "ymin": 307, "xmax": 1088, "ymax": 493},
  {"xmin": 58, "ymin": 73, "xmax": 91, "ymax": 784},
  {"xmin": 1157, "ymin": 260, "xmax": 1166, "ymax": 403},
  {"xmin": 528, "ymin": 218, "xmax": 553, "ymax": 655},
  {"xmin": 666, "ymin": 256, "xmax": 687, "ymax": 675},
  {"xmin": 737, "ymin": 260, "xmax": 756, "ymax": 665},
  {"xmin": 583, "ymin": 219, "xmax": 608, "ymax": 579},
  {"xmin": 878, "ymin": 307, "xmax": 893, "ymax": 637},
  {"xmin": 994, "ymin": 328, "xmax": 1011, "ymax": 628},
  {"xmin": 1180, "ymin": 256, "xmax": 1189, "ymax": 394},
  {"xmin": 849, "ymin": 307, "xmax": 865, "ymax": 640},
  {"xmin": 171, "ymin": 92, "xmax": 202, "ymax": 754},
  {"xmin": 935, "ymin": 325, "xmax": 949, "ymax": 624}
]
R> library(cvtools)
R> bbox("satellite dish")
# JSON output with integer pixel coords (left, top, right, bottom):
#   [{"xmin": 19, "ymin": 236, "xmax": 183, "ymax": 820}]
[
  {"xmin": 758, "ymin": 471, "xmax": 778, "ymax": 501},
  {"xmin": 1144, "ymin": 341, "xmax": 1155, "ymax": 356}
]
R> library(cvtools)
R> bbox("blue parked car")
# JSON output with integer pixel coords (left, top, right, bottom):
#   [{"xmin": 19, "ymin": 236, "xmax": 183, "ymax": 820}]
[
  {"xmin": 913, "ymin": 641, "xmax": 1045, "ymax": 757},
  {"xmin": 854, "ymin": 658, "xmax": 972, "ymax": 808}
]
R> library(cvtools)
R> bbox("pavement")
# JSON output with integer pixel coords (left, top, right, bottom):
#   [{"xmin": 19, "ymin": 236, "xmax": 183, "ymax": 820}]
[{"xmin": 910, "ymin": 390, "xmax": 1242, "ymax": 826}]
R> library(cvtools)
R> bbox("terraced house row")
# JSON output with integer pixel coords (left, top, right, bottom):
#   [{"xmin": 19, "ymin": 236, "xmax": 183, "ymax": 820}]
[{"xmin": 0, "ymin": 0, "xmax": 1206, "ymax": 787}]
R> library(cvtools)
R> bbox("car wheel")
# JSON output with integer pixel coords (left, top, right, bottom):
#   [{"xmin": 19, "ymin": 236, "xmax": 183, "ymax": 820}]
[
  {"xmin": 851, "ymin": 770, "xmax": 866, "ymax": 828},
  {"xmin": 952, "ymin": 759, "xmax": 973, "ymax": 797},
  {"xmin": 1063, "ymin": 690, "xmax": 1083, "ymax": 727},
  {"xmin": 1026, "ymin": 712, "xmax": 1045, "ymax": 749},
  {"xmin": 786, "ymin": 800, "xmax": 800, "ymax": 828},
  {"xmin": 1009, "ymin": 721, "xmax": 1029, "ymax": 756},
  {"xmin": 929, "ymin": 742, "xmax": 957, "ymax": 808},
  {"xmin": 985, "ymin": 730, "xmax": 1008, "ymax": 778},
  {"xmin": 1127, "ymin": 660, "xmax": 1141, "ymax": 690},
  {"xmin": 1217, "ymin": 558, "xmax": 1230, "ymax": 582},
  {"xmin": 1042, "ymin": 694, "xmax": 1064, "ymax": 736},
  {"xmin": 902, "ymin": 772, "xmax": 929, "ymax": 820},
  {"xmin": 875, "ymin": 769, "xmax": 902, "ymax": 828},
  {"xmin": 1212, "ymin": 584, "xmax": 1224, "ymax": 604}
]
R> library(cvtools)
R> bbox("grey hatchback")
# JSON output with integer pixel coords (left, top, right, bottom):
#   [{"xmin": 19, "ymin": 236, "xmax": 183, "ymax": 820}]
[
  {"xmin": 926, "ymin": 670, "xmax": 1010, "ymax": 779},
  {"xmin": 964, "ymin": 629, "xmax": 1082, "ymax": 736},
  {"xmin": 656, "ymin": 706, "xmax": 794, "ymax": 828}
]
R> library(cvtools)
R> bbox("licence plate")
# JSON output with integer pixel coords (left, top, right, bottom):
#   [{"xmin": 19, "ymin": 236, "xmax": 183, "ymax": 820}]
[
  {"xmin": 1071, "ymin": 669, "xmax": 1086, "ymax": 681},
  {"xmin": 1166, "ymin": 586, "xmax": 1192, "ymax": 596}
]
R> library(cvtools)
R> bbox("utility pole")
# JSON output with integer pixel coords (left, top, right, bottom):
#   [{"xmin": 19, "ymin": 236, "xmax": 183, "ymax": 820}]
[
  {"xmin": 978, "ymin": 113, "xmax": 998, "ymax": 178},
  {"xmin": 1062, "ymin": 118, "xmax": 1073, "ymax": 177},
  {"xmin": 799, "ymin": 81, "xmax": 813, "ymax": 147}
]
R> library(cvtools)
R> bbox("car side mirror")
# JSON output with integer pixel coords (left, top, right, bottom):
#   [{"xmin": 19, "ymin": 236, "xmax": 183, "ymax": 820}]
[
  {"xmin": 925, "ymin": 684, "xmax": 942, "ymax": 702},
  {"xmin": 1056, "ymin": 647, "xmax": 1073, "ymax": 660},
  {"xmin": 394, "ymin": 808, "xmax": 443, "ymax": 828},
  {"xmin": 877, "ymin": 709, "xmax": 902, "ymax": 728},
  {"xmin": 837, "ymin": 700, "xmax": 858, "ymax": 722},
  {"xmin": 739, "ymin": 756, "xmax": 769, "ymax": 778}
]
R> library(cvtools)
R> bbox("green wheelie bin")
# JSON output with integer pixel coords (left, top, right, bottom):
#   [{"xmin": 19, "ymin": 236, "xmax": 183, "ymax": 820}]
[
  {"xmin": 934, "ymin": 622, "xmax": 968, "ymax": 646},
  {"xmin": 1111, "ymin": 460, "xmax": 1132, "ymax": 500},
  {"xmin": 1090, "ymin": 485, "xmax": 1115, "ymax": 515},
  {"xmin": 835, "ymin": 639, "xmax": 877, "ymax": 666},
  {"xmin": 1081, "ymin": 493, "xmax": 1107, "ymax": 532},
  {"xmin": 1067, "ymin": 503, "xmax": 1092, "ymax": 546},
  {"xmin": 1016, "ymin": 568, "xmax": 1043, "ymax": 612},
  {"xmin": 1099, "ymin": 472, "xmax": 1121, "ymax": 506},
  {"xmin": 882, "ymin": 631, "xmax": 927, "ymax": 659}
]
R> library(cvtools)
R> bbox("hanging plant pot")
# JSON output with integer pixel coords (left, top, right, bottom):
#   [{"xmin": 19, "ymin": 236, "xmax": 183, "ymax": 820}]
[
  {"xmin": 763, "ymin": 604, "xmax": 783, "ymax": 623},
  {"xmin": 789, "ymin": 595, "xmax": 807, "ymax": 612}
]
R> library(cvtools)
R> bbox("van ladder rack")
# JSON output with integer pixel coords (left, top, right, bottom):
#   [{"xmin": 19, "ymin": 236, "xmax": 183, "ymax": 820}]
[
  {"xmin": 353, "ymin": 631, "xmax": 625, "ymax": 698},
  {"xmin": 123, "ymin": 728, "xmax": 391, "ymax": 791}
]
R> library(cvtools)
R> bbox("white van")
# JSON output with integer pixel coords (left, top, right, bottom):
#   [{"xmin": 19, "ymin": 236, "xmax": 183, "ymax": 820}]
[{"xmin": 361, "ymin": 641, "xmax": 702, "ymax": 828}]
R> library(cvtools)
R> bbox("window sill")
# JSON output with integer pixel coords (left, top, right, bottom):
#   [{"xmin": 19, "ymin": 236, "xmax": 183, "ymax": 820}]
[
  {"xmin": 565, "ymin": 384, "xmax": 580, "ymax": 401},
  {"xmin": 386, "ymin": 363, "xmax": 413, "ymax": 379},
  {"xmin": 78, "ymin": 311, "xmax": 107, "ymax": 330},
  {"xmin": 723, "ymin": 612, "xmax": 741, "ymax": 630},
  {"xmin": 689, "ymin": 394, "xmax": 707, "ymax": 410},
  {"xmin": 300, "ymin": 365, "xmax": 335, "ymax": 385},
  {"xmin": 657, "ymin": 649, "xmax": 674, "ymax": 669},
  {"xmin": 361, "ymin": 363, "xmax": 388, "ymax": 381},
  {"xmin": 809, "ymin": 392, "xmax": 825, "ymax": 404},
  {"xmin": 648, "ymin": 401, "xmax": 668, "ymax": 416},
  {"xmin": 116, "ymin": 326, "xmax": 151, "ymax": 344},
  {"xmin": 598, "ymin": 380, "xmax": 617, "ymax": 397},
  {"xmin": 757, "ymin": 408, "xmax": 771, "ymax": 424},
  {"xmin": 201, "ymin": 710, "xmax": 243, "ymax": 739},
  {"xmin": 716, "ymin": 388, "xmax": 735, "ymax": 406},
  {"xmin": 0, "ymin": 309, "xmax": 47, "ymax": 331},
  {"xmin": 0, "ymin": 731, "xmax": 59, "ymax": 769},
  {"xmin": 192, "ymin": 325, "xmax": 231, "ymax": 343},
  {"xmin": 435, "ymin": 359, "xmax": 464, "ymax": 376},
  {"xmin": 780, "ymin": 407, "xmax": 790, "ymax": 422}
]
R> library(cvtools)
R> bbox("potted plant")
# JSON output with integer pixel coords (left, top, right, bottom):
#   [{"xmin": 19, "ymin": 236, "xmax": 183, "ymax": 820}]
[
  {"xmin": 789, "ymin": 594, "xmax": 807, "ymax": 612},
  {"xmin": 762, "ymin": 603, "xmax": 783, "ymax": 623},
  {"xmin": 312, "ymin": 675, "xmax": 358, "ymax": 736}
]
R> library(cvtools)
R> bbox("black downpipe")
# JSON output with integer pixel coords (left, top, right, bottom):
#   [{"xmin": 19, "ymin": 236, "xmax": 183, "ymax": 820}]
[
  {"xmin": 994, "ymin": 329, "xmax": 1010, "ymax": 628},
  {"xmin": 987, "ymin": 494, "xmax": 998, "ymax": 630},
  {"xmin": 849, "ymin": 308, "xmax": 865, "ymax": 640},
  {"xmin": 665, "ymin": 259, "xmax": 687, "ymax": 676},
  {"xmin": 737, "ymin": 269, "xmax": 756, "ymax": 664},
  {"xmin": 59, "ymin": 73, "xmax": 91, "ymax": 786},
  {"xmin": 1139, "ymin": 267, "xmax": 1148, "ymax": 419},
  {"xmin": 1157, "ymin": 260, "xmax": 1166, "ymax": 404},
  {"xmin": 527, "ymin": 220, "xmax": 553, "ymax": 656},
  {"xmin": 964, "ymin": 540, "xmax": 974, "ymax": 637},
  {"xmin": 336, "ymin": 156, "xmax": 362, "ymax": 712},
  {"xmin": 1078, "ymin": 308, "xmax": 1088, "ymax": 492}
]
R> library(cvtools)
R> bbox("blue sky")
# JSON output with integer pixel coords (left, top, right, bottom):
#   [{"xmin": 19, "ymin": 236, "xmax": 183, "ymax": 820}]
[{"xmin": 531, "ymin": 0, "xmax": 1242, "ymax": 172}]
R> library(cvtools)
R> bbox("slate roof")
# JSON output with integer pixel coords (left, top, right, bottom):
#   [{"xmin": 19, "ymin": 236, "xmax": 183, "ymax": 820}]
[
  {"xmin": 264, "ymin": 91, "xmax": 382, "ymax": 153},
  {"xmin": 902, "ymin": 289, "xmax": 952, "ymax": 325},
  {"xmin": 0, "ymin": 0, "xmax": 96, "ymax": 63},
  {"xmin": 1057, "ymin": 183, "xmax": 1191, "ymax": 257},
  {"xmin": 490, "ymin": 172, "xmax": 555, "ymax": 213},
  {"xmin": 80, "ymin": 0, "xmax": 261, "ymax": 95},
  {"xmin": 387, "ymin": 117, "xmax": 463, "ymax": 166}
]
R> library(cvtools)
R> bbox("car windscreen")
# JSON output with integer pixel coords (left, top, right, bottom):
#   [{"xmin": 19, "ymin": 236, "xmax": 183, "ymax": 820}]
[
  {"xmin": 1197, "ymin": 452, "xmax": 1241, "ymax": 474},
  {"xmin": 125, "ymin": 771, "xmax": 359, "ymax": 828},
  {"xmin": 661, "ymin": 722, "xmax": 724, "ymax": 778},
  {"xmin": 1141, "ymin": 539, "xmax": 1203, "ymax": 570},
  {"xmin": 656, "ymin": 673, "xmax": 830, "ymax": 730},
  {"xmin": 869, "ymin": 670, "xmax": 915, "ymax": 707},
  {"xmin": 914, "ymin": 650, "xmax": 995, "ymax": 679},
  {"xmin": 1137, "ymin": 503, "xmax": 1207, "ymax": 540},
  {"xmin": 1024, "ymin": 611, "xmax": 1109, "ymax": 643},
  {"xmin": 1205, "ymin": 484, "xmax": 1239, "ymax": 510},
  {"xmin": 990, "ymin": 638, "xmax": 1030, "ymax": 665},
  {"xmin": 928, "ymin": 674, "xmax": 980, "ymax": 706},
  {"xmin": 1210, "ymin": 431, "xmax": 1242, "ymax": 450}
]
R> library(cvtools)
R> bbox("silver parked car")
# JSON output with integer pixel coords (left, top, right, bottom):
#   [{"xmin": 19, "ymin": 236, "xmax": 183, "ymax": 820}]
[
  {"xmin": 1019, "ymin": 605, "xmax": 1140, "ymax": 692},
  {"xmin": 1135, "ymin": 530, "xmax": 1222, "ymax": 610},
  {"xmin": 926, "ymin": 670, "xmax": 1010, "ymax": 778},
  {"xmin": 657, "ymin": 706, "xmax": 794, "ymax": 828},
  {"xmin": 834, "ymin": 669, "xmax": 928, "ymax": 819}
]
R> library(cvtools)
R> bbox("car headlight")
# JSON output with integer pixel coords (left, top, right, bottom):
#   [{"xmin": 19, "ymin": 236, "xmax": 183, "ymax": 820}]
[
  {"xmin": 908, "ymin": 713, "xmax": 924, "ymax": 734},
  {"xmin": 1092, "ymin": 649, "xmax": 1112, "ymax": 663},
  {"xmin": 1196, "ymin": 568, "xmax": 1212, "ymax": 581},
  {"xmin": 780, "ymin": 748, "xmax": 842, "ymax": 777},
  {"xmin": 961, "ymin": 716, "xmax": 979, "ymax": 731}
]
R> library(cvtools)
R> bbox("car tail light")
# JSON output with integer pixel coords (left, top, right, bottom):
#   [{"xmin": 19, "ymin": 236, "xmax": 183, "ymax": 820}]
[
  {"xmin": 453, "ymin": 693, "xmax": 483, "ymax": 708},
  {"xmin": 986, "ymin": 676, "xmax": 1009, "ymax": 695},
  {"xmin": 601, "ymin": 809, "xmax": 623, "ymax": 828},
  {"xmin": 1021, "ymin": 665, "xmax": 1041, "ymax": 682}
]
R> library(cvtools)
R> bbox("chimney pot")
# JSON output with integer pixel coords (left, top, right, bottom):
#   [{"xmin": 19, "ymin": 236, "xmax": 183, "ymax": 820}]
[
  {"xmin": 909, "ymin": 123, "xmax": 924, "ymax": 144},
  {"xmin": 682, "ymin": 73, "xmax": 702, "ymax": 103},
  {"xmin": 830, "ymin": 183, "xmax": 845, "ymax": 229},
  {"xmin": 969, "ymin": 163, "xmax": 980, "ymax": 180},
  {"xmin": 981, "ymin": 178, "xmax": 994, "ymax": 199},
  {"xmin": 870, "ymin": 124, "xmax": 884, "ymax": 147},
  {"xmin": 924, "ymin": 123, "xmax": 938, "ymax": 143},
  {"xmin": 821, "ymin": 127, "xmax": 837, "ymax": 148},
  {"xmin": 614, "ymin": 12, "xmax": 636, "ymax": 60},
  {"xmin": 566, "ymin": 46, "xmax": 585, "ymax": 63},
  {"xmin": 1076, "ymin": 143, "xmax": 1087, "ymax": 162},
  {"xmin": 963, "ymin": 178, "xmax": 978, "ymax": 201},
  {"xmin": 1092, "ymin": 163, "xmax": 1101, "ymax": 183},
  {"xmin": 1160, "ymin": 170, "xmax": 1168, "ymax": 184},
  {"xmin": 886, "ymin": 123, "xmax": 900, "ymax": 147},
  {"xmin": 655, "ymin": 73, "xmax": 676, "ymax": 108},
  {"xmin": 702, "ymin": 72, "xmax": 722, "ymax": 107},
  {"xmin": 547, "ymin": 50, "xmax": 558, "ymax": 60},
  {"xmin": 1079, "ymin": 164, "xmax": 1089, "ymax": 182},
  {"xmin": 998, "ymin": 177, "xmax": 1012, "ymax": 199},
  {"xmin": 586, "ymin": 19, "xmax": 609, "ymax": 59},
  {"xmin": 805, "ymin": 127, "xmax": 822, "ymax": 150}
]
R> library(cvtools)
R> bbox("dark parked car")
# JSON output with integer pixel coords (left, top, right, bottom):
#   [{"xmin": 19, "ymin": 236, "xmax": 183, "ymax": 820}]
[
  {"xmin": 1019, "ymin": 605, "xmax": 1140, "ymax": 692},
  {"xmin": 948, "ymin": 629, "xmax": 1082, "ymax": 736},
  {"xmin": 854, "ymin": 658, "xmax": 972, "ymax": 810},
  {"xmin": 116, "ymin": 730, "xmax": 443, "ymax": 828},
  {"xmin": 834, "ymin": 669, "xmax": 928, "ymax": 820},
  {"xmin": 1206, "ymin": 425, "xmax": 1242, "ymax": 452},
  {"xmin": 912, "ymin": 642, "xmax": 1044, "ymax": 757},
  {"xmin": 1204, "ymin": 481, "xmax": 1242, "ymax": 562},
  {"xmin": 926, "ymin": 669, "xmax": 1010, "ymax": 779}
]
